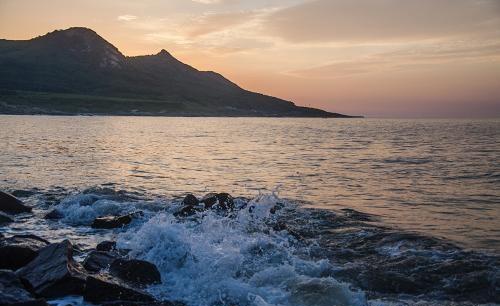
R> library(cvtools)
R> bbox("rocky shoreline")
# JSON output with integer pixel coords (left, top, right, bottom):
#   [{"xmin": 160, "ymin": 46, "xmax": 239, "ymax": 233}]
[{"xmin": 0, "ymin": 191, "xmax": 242, "ymax": 306}]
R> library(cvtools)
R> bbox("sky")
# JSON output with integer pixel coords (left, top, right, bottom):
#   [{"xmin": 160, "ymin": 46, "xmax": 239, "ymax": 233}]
[{"xmin": 1, "ymin": 0, "xmax": 500, "ymax": 117}]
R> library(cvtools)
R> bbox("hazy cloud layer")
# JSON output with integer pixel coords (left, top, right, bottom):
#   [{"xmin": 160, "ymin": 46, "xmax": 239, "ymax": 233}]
[{"xmin": 262, "ymin": 0, "xmax": 500, "ymax": 43}]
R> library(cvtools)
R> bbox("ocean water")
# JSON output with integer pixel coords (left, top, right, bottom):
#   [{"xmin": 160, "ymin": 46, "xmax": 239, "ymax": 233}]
[{"xmin": 1, "ymin": 115, "xmax": 499, "ymax": 306}]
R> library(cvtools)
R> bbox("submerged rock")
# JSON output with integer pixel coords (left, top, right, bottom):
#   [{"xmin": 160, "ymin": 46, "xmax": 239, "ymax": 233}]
[
  {"xmin": 0, "ymin": 269, "xmax": 49, "ymax": 306},
  {"xmin": 83, "ymin": 250, "xmax": 119, "ymax": 272},
  {"xmin": 0, "ymin": 191, "xmax": 32, "ymax": 214},
  {"xmin": 16, "ymin": 240, "xmax": 87, "ymax": 298},
  {"xmin": 110, "ymin": 258, "xmax": 161, "ymax": 286},
  {"xmin": 83, "ymin": 275, "xmax": 155, "ymax": 304},
  {"xmin": 0, "ymin": 234, "xmax": 50, "ymax": 270},
  {"xmin": 91, "ymin": 211, "xmax": 143, "ymax": 229},
  {"xmin": 43, "ymin": 209, "xmax": 63, "ymax": 220},
  {"xmin": 0, "ymin": 212, "xmax": 14, "ymax": 225}
]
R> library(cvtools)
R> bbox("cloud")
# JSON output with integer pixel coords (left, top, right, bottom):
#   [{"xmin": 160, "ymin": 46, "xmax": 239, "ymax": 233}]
[
  {"xmin": 191, "ymin": 0, "xmax": 223, "ymax": 4},
  {"xmin": 290, "ymin": 41, "xmax": 500, "ymax": 78},
  {"xmin": 262, "ymin": 0, "xmax": 500, "ymax": 43},
  {"xmin": 184, "ymin": 10, "xmax": 260, "ymax": 37},
  {"xmin": 117, "ymin": 14, "xmax": 138, "ymax": 22}
]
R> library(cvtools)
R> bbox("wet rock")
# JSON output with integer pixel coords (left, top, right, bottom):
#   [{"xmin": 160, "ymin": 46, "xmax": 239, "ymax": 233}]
[
  {"xmin": 0, "ymin": 191, "xmax": 32, "ymax": 214},
  {"xmin": 83, "ymin": 250, "xmax": 119, "ymax": 272},
  {"xmin": 83, "ymin": 275, "xmax": 155, "ymax": 304},
  {"xmin": 0, "ymin": 212, "xmax": 14, "ymax": 225},
  {"xmin": 91, "ymin": 211, "xmax": 143, "ymax": 229},
  {"xmin": 0, "ymin": 270, "xmax": 49, "ymax": 306},
  {"xmin": 96, "ymin": 240, "xmax": 117, "ymax": 252},
  {"xmin": 201, "ymin": 192, "xmax": 234, "ymax": 210},
  {"xmin": 43, "ymin": 209, "xmax": 63, "ymax": 220},
  {"xmin": 174, "ymin": 205, "xmax": 201, "ymax": 217},
  {"xmin": 16, "ymin": 240, "xmax": 87, "ymax": 298},
  {"xmin": 0, "ymin": 235, "xmax": 50, "ymax": 270},
  {"xmin": 110, "ymin": 258, "xmax": 161, "ymax": 286},
  {"xmin": 182, "ymin": 194, "xmax": 199, "ymax": 206}
]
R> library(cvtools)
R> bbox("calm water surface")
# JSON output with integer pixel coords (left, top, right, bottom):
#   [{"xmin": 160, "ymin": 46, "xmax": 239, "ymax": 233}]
[{"xmin": 1, "ymin": 115, "xmax": 499, "ymax": 252}]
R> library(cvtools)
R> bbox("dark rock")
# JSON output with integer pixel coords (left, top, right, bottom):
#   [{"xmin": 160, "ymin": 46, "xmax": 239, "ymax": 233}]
[
  {"xmin": 182, "ymin": 194, "xmax": 199, "ymax": 206},
  {"xmin": 110, "ymin": 258, "xmax": 161, "ymax": 286},
  {"xmin": 43, "ymin": 209, "xmax": 63, "ymax": 220},
  {"xmin": 0, "ymin": 212, "xmax": 14, "ymax": 224},
  {"xmin": 201, "ymin": 193, "xmax": 234, "ymax": 210},
  {"xmin": 91, "ymin": 211, "xmax": 143, "ymax": 229},
  {"xmin": 83, "ymin": 275, "xmax": 155, "ymax": 304},
  {"xmin": 0, "ymin": 269, "xmax": 49, "ymax": 306},
  {"xmin": 96, "ymin": 240, "xmax": 117, "ymax": 252},
  {"xmin": 0, "ymin": 191, "xmax": 32, "ymax": 214},
  {"xmin": 83, "ymin": 250, "xmax": 119, "ymax": 272},
  {"xmin": 0, "ymin": 235, "xmax": 50, "ymax": 270},
  {"xmin": 174, "ymin": 205, "xmax": 200, "ymax": 217},
  {"xmin": 200, "ymin": 193, "xmax": 218, "ymax": 208},
  {"xmin": 16, "ymin": 240, "xmax": 87, "ymax": 298}
]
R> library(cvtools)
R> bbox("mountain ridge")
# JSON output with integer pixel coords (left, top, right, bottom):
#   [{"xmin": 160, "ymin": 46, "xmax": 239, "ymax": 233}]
[{"xmin": 0, "ymin": 27, "xmax": 360, "ymax": 117}]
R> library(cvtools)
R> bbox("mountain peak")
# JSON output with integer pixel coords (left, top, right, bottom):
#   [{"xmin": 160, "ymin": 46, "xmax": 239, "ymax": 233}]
[{"xmin": 158, "ymin": 49, "xmax": 171, "ymax": 56}]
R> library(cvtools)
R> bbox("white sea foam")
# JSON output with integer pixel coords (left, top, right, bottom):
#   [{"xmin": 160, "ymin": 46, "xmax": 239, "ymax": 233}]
[{"xmin": 116, "ymin": 193, "xmax": 367, "ymax": 306}]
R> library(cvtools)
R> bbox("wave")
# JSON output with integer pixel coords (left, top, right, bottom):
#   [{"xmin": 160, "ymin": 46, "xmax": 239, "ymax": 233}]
[{"xmin": 3, "ymin": 187, "xmax": 498, "ymax": 306}]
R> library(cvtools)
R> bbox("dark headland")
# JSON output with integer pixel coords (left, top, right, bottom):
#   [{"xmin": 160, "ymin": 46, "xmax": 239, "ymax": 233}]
[{"xmin": 0, "ymin": 27, "xmax": 361, "ymax": 117}]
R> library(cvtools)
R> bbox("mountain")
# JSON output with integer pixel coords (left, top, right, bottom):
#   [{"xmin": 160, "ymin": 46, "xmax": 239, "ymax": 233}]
[{"xmin": 0, "ymin": 27, "xmax": 358, "ymax": 117}]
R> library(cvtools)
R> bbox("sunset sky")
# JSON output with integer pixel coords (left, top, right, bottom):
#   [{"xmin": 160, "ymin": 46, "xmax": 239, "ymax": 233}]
[{"xmin": 1, "ymin": 0, "xmax": 499, "ymax": 117}]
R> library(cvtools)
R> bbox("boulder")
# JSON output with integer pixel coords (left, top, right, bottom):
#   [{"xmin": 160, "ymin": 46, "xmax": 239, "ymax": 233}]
[
  {"xmin": 91, "ymin": 211, "xmax": 143, "ymax": 229},
  {"xmin": 182, "ymin": 194, "xmax": 199, "ymax": 206},
  {"xmin": 174, "ymin": 205, "xmax": 200, "ymax": 217},
  {"xmin": 110, "ymin": 258, "xmax": 161, "ymax": 286},
  {"xmin": 83, "ymin": 250, "xmax": 119, "ymax": 272},
  {"xmin": 16, "ymin": 240, "xmax": 87, "ymax": 298},
  {"xmin": 0, "ymin": 212, "xmax": 14, "ymax": 225},
  {"xmin": 83, "ymin": 275, "xmax": 155, "ymax": 304},
  {"xmin": 96, "ymin": 240, "xmax": 117, "ymax": 252},
  {"xmin": 201, "ymin": 193, "xmax": 234, "ymax": 210},
  {"xmin": 0, "ymin": 235, "xmax": 50, "ymax": 270},
  {"xmin": 0, "ymin": 270, "xmax": 49, "ymax": 306},
  {"xmin": 43, "ymin": 209, "xmax": 63, "ymax": 220},
  {"xmin": 0, "ymin": 191, "xmax": 32, "ymax": 214}
]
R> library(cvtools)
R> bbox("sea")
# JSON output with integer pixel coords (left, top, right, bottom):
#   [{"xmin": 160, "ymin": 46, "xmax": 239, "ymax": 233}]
[{"xmin": 1, "ymin": 115, "xmax": 499, "ymax": 306}]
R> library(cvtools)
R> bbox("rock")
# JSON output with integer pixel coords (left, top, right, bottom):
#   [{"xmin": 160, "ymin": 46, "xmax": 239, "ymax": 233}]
[
  {"xmin": 200, "ymin": 192, "xmax": 234, "ymax": 210},
  {"xmin": 96, "ymin": 240, "xmax": 117, "ymax": 252},
  {"xmin": 83, "ymin": 275, "xmax": 155, "ymax": 304},
  {"xmin": 83, "ymin": 250, "xmax": 119, "ymax": 272},
  {"xmin": 110, "ymin": 258, "xmax": 161, "ymax": 286},
  {"xmin": 174, "ymin": 205, "xmax": 200, "ymax": 217},
  {"xmin": 0, "ymin": 270, "xmax": 49, "ymax": 306},
  {"xmin": 16, "ymin": 240, "xmax": 87, "ymax": 298},
  {"xmin": 0, "ymin": 235, "xmax": 50, "ymax": 270},
  {"xmin": 200, "ymin": 193, "xmax": 218, "ymax": 208},
  {"xmin": 43, "ymin": 209, "xmax": 63, "ymax": 220},
  {"xmin": 91, "ymin": 211, "xmax": 143, "ymax": 229},
  {"xmin": 182, "ymin": 194, "xmax": 199, "ymax": 206},
  {"xmin": 0, "ymin": 191, "xmax": 32, "ymax": 214},
  {"xmin": 0, "ymin": 212, "xmax": 14, "ymax": 225}
]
